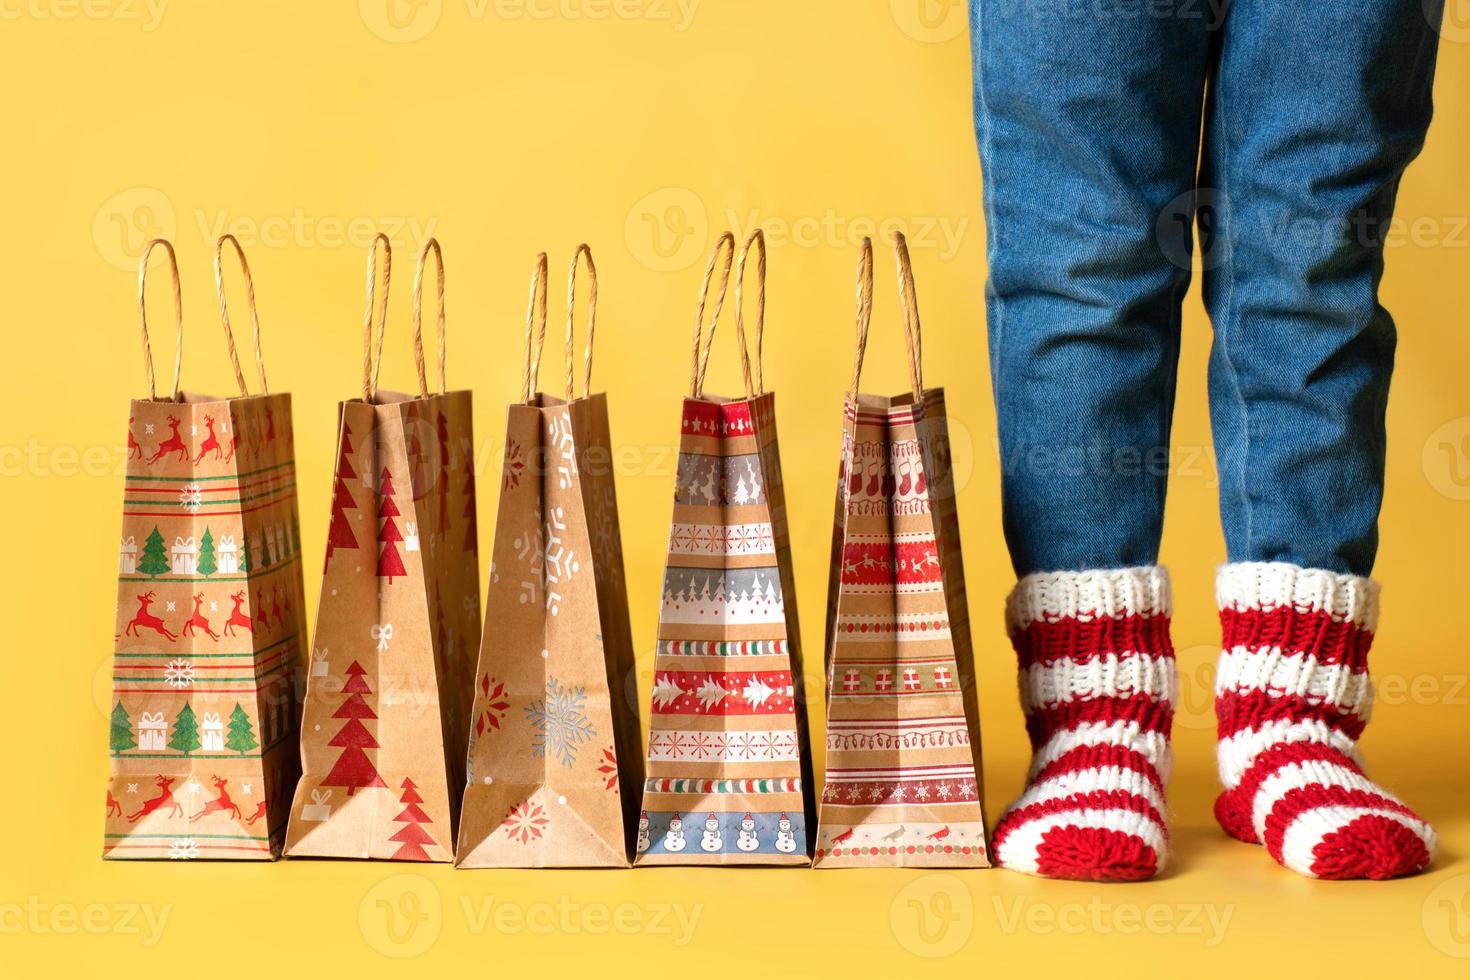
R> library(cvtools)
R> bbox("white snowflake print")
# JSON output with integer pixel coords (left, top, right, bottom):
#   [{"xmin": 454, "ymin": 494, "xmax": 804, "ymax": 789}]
[
  {"xmin": 542, "ymin": 507, "xmax": 580, "ymax": 617},
  {"xmin": 179, "ymin": 482, "xmax": 203, "ymax": 513},
  {"xmin": 548, "ymin": 410, "xmax": 578, "ymax": 490},
  {"xmin": 525, "ymin": 678, "xmax": 596, "ymax": 767},
  {"xmin": 164, "ymin": 658, "xmax": 195, "ymax": 688},
  {"xmin": 168, "ymin": 837, "xmax": 200, "ymax": 860}
]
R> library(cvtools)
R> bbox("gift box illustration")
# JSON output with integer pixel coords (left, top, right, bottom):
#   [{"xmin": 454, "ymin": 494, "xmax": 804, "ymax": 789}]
[
  {"xmin": 813, "ymin": 236, "xmax": 989, "ymax": 868},
  {"xmin": 636, "ymin": 231, "xmax": 815, "ymax": 866},
  {"xmin": 285, "ymin": 237, "xmax": 480, "ymax": 862},
  {"xmin": 457, "ymin": 246, "xmax": 643, "ymax": 868},
  {"xmin": 105, "ymin": 237, "xmax": 306, "ymax": 860}
]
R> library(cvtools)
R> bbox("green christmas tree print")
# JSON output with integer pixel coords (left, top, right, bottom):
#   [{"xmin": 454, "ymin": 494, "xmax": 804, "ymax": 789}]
[
  {"xmin": 239, "ymin": 532, "xmax": 252, "ymax": 575},
  {"xmin": 169, "ymin": 703, "xmax": 201, "ymax": 756},
  {"xmin": 225, "ymin": 702, "xmax": 258, "ymax": 755},
  {"xmin": 197, "ymin": 527, "xmax": 218, "ymax": 577},
  {"xmin": 109, "ymin": 702, "xmax": 136, "ymax": 752},
  {"xmin": 138, "ymin": 526, "xmax": 170, "ymax": 578},
  {"xmin": 258, "ymin": 527, "xmax": 273, "ymax": 569}
]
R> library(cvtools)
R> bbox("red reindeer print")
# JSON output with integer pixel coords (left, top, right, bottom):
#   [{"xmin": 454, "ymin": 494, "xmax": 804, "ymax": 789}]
[
  {"xmin": 124, "ymin": 591, "xmax": 176, "ymax": 641},
  {"xmin": 224, "ymin": 412, "xmax": 240, "ymax": 463},
  {"xmin": 255, "ymin": 588, "xmax": 271, "ymax": 633},
  {"xmin": 269, "ymin": 585, "xmax": 283, "ymax": 629},
  {"xmin": 246, "ymin": 799, "xmax": 268, "ymax": 826},
  {"xmin": 264, "ymin": 405, "xmax": 276, "ymax": 444},
  {"xmin": 182, "ymin": 591, "xmax": 219, "ymax": 640},
  {"xmin": 106, "ymin": 790, "xmax": 123, "ymax": 818},
  {"xmin": 127, "ymin": 775, "xmax": 182, "ymax": 823},
  {"xmin": 146, "ymin": 415, "xmax": 189, "ymax": 465},
  {"xmin": 193, "ymin": 415, "xmax": 223, "ymax": 464},
  {"xmin": 127, "ymin": 416, "xmax": 143, "ymax": 460},
  {"xmin": 189, "ymin": 776, "xmax": 241, "ymax": 822},
  {"xmin": 224, "ymin": 590, "xmax": 253, "ymax": 636}
]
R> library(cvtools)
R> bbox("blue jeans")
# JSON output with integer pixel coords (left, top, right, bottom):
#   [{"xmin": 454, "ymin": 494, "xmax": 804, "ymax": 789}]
[{"xmin": 971, "ymin": 0, "xmax": 1444, "ymax": 577}]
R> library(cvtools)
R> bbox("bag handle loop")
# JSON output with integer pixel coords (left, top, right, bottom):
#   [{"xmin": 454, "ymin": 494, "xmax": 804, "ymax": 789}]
[
  {"xmin": 214, "ymin": 234, "xmax": 270, "ymax": 397},
  {"xmin": 138, "ymin": 238, "xmax": 183, "ymax": 402},
  {"xmin": 412, "ymin": 238, "xmax": 447, "ymax": 397},
  {"xmin": 689, "ymin": 231, "xmax": 737, "ymax": 399},
  {"xmin": 849, "ymin": 233, "xmax": 924, "ymax": 403},
  {"xmin": 733, "ymin": 229, "xmax": 766, "ymax": 396},
  {"xmin": 521, "ymin": 252, "xmax": 550, "ymax": 404},
  {"xmin": 362, "ymin": 234, "xmax": 393, "ymax": 403},
  {"xmin": 565, "ymin": 244, "xmax": 598, "ymax": 401}
]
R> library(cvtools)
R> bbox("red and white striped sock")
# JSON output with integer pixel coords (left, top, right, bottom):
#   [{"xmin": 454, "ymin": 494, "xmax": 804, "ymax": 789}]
[
  {"xmin": 1214, "ymin": 562, "xmax": 1436, "ymax": 880},
  {"xmin": 991, "ymin": 567, "xmax": 1174, "ymax": 881}
]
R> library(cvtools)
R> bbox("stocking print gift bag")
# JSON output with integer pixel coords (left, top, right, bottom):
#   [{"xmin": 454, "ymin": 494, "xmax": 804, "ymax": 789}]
[
  {"xmin": 636, "ymin": 231, "xmax": 815, "ymax": 866},
  {"xmin": 105, "ymin": 237, "xmax": 306, "ymax": 860},
  {"xmin": 285, "ymin": 237, "xmax": 481, "ymax": 862},
  {"xmin": 457, "ymin": 247, "xmax": 642, "ymax": 868},
  {"xmin": 813, "ymin": 236, "xmax": 989, "ymax": 868}
]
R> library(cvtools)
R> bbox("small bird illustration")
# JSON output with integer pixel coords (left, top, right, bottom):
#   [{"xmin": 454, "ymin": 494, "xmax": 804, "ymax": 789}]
[
  {"xmin": 830, "ymin": 827, "xmax": 856, "ymax": 845},
  {"xmin": 880, "ymin": 825, "xmax": 906, "ymax": 841},
  {"xmin": 927, "ymin": 826, "xmax": 951, "ymax": 841}
]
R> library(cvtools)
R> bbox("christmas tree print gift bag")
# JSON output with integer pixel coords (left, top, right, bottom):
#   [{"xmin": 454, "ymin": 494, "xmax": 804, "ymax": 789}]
[
  {"xmin": 284, "ymin": 237, "xmax": 481, "ymax": 862},
  {"xmin": 813, "ymin": 236, "xmax": 989, "ymax": 868},
  {"xmin": 456, "ymin": 247, "xmax": 643, "ymax": 868},
  {"xmin": 636, "ymin": 231, "xmax": 815, "ymax": 866},
  {"xmin": 105, "ymin": 237, "xmax": 307, "ymax": 860}
]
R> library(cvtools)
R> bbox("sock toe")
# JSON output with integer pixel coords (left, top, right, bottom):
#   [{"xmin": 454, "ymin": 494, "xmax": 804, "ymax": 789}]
[
  {"xmin": 1033, "ymin": 825, "xmax": 1159, "ymax": 882},
  {"xmin": 1309, "ymin": 814, "xmax": 1434, "ymax": 880}
]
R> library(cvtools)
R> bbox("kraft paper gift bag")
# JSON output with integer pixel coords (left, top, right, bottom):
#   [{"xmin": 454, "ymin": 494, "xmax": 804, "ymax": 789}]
[
  {"xmin": 636, "ymin": 230, "xmax": 815, "ymax": 866},
  {"xmin": 457, "ymin": 246, "xmax": 642, "ymax": 868},
  {"xmin": 813, "ymin": 235, "xmax": 988, "ymax": 868},
  {"xmin": 285, "ymin": 237, "xmax": 481, "ymax": 862},
  {"xmin": 105, "ymin": 237, "xmax": 306, "ymax": 860}
]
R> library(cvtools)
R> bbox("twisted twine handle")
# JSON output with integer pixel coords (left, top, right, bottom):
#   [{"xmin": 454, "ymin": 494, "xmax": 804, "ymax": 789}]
[
  {"xmin": 689, "ymin": 231, "xmax": 736, "ymax": 398},
  {"xmin": 362, "ymin": 234, "xmax": 393, "ymax": 402},
  {"xmin": 412, "ymin": 238, "xmax": 447, "ymax": 397},
  {"xmin": 214, "ymin": 234, "xmax": 269, "ymax": 397},
  {"xmin": 521, "ymin": 252, "xmax": 549, "ymax": 403},
  {"xmin": 138, "ymin": 238, "xmax": 183, "ymax": 402},
  {"xmin": 849, "ymin": 234, "xmax": 924, "ymax": 403},
  {"xmin": 565, "ymin": 244, "xmax": 597, "ymax": 401},
  {"xmin": 733, "ymin": 229, "xmax": 766, "ymax": 396}
]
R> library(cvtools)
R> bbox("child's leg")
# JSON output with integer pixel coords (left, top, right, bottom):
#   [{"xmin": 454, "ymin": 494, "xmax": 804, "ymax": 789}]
[
  {"xmin": 1202, "ymin": 1, "xmax": 1443, "ymax": 879},
  {"xmin": 972, "ymin": 2, "xmax": 1210, "ymax": 880}
]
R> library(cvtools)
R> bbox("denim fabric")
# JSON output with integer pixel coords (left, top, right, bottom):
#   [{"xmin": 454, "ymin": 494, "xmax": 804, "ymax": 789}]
[{"xmin": 971, "ymin": 0, "xmax": 1444, "ymax": 577}]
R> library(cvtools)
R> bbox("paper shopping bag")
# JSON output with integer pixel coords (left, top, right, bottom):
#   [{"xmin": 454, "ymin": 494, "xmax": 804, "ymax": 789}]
[
  {"xmin": 636, "ymin": 231, "xmax": 815, "ymax": 866},
  {"xmin": 285, "ymin": 237, "xmax": 481, "ymax": 862},
  {"xmin": 457, "ymin": 246, "xmax": 642, "ymax": 868},
  {"xmin": 105, "ymin": 237, "xmax": 306, "ymax": 860},
  {"xmin": 813, "ymin": 235, "xmax": 989, "ymax": 867}
]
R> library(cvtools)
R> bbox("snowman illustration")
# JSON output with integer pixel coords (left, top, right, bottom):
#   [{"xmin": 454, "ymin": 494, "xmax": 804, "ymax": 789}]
[
  {"xmin": 736, "ymin": 812, "xmax": 760, "ymax": 852},
  {"xmin": 699, "ymin": 813, "xmax": 723, "ymax": 852},
  {"xmin": 636, "ymin": 811, "xmax": 652, "ymax": 854},
  {"xmin": 663, "ymin": 813, "xmax": 687, "ymax": 852},
  {"xmin": 774, "ymin": 813, "xmax": 798, "ymax": 853}
]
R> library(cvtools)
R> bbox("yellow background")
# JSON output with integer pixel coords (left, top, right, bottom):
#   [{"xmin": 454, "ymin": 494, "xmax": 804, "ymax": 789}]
[{"xmin": 3, "ymin": 1, "xmax": 1469, "ymax": 975}]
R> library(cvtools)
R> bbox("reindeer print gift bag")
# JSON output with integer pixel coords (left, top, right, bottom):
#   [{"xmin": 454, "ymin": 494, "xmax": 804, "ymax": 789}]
[{"xmin": 106, "ymin": 238, "xmax": 306, "ymax": 860}]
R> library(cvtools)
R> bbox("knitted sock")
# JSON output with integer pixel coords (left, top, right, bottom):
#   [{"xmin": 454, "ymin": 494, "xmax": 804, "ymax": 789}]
[
  {"xmin": 1214, "ymin": 562, "xmax": 1436, "ymax": 880},
  {"xmin": 991, "ymin": 567, "xmax": 1174, "ymax": 881}
]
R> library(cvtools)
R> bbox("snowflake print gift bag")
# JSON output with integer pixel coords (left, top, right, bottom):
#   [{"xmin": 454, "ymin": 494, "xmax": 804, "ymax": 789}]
[
  {"xmin": 106, "ymin": 238, "xmax": 307, "ymax": 860},
  {"xmin": 285, "ymin": 237, "xmax": 481, "ymax": 862},
  {"xmin": 457, "ymin": 247, "xmax": 642, "ymax": 868},
  {"xmin": 813, "ymin": 235, "xmax": 989, "ymax": 868},
  {"xmin": 636, "ymin": 231, "xmax": 815, "ymax": 866}
]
